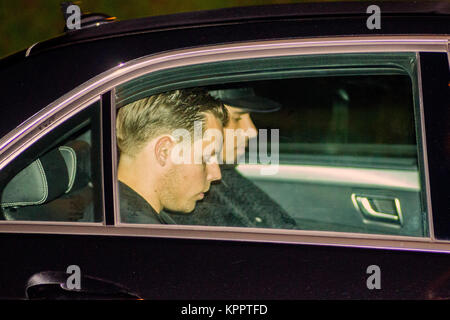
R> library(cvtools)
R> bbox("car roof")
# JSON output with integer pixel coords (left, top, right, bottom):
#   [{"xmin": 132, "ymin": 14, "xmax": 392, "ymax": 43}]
[
  {"xmin": 26, "ymin": 1, "xmax": 450, "ymax": 56},
  {"xmin": 0, "ymin": 1, "xmax": 448, "ymax": 140}
]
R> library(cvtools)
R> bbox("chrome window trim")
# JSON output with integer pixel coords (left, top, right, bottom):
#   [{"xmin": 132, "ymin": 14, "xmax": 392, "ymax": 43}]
[
  {"xmin": 1, "ymin": 35, "xmax": 448, "ymax": 167},
  {"xmin": 0, "ymin": 96, "xmax": 101, "ymax": 171},
  {"xmin": 0, "ymin": 96, "xmax": 105, "ymax": 226},
  {"xmin": 0, "ymin": 35, "xmax": 448, "ymax": 251},
  {"xmin": 0, "ymin": 223, "xmax": 449, "ymax": 253}
]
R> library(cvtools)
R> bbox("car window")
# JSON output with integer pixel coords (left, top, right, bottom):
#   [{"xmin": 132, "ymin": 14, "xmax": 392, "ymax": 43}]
[
  {"xmin": 0, "ymin": 100, "xmax": 103, "ymax": 223},
  {"xmin": 237, "ymin": 74, "xmax": 422, "ymax": 236},
  {"xmin": 113, "ymin": 52, "xmax": 428, "ymax": 237}
]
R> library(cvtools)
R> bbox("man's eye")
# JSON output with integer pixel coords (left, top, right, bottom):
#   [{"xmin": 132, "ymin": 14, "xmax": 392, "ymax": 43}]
[{"xmin": 233, "ymin": 117, "xmax": 242, "ymax": 121}]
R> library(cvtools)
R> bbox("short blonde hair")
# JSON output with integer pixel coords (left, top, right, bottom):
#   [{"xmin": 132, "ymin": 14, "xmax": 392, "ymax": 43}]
[{"xmin": 116, "ymin": 89, "xmax": 228, "ymax": 155}]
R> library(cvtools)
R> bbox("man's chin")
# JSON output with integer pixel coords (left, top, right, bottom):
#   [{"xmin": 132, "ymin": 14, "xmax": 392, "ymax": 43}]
[
  {"xmin": 163, "ymin": 203, "xmax": 195, "ymax": 214},
  {"xmin": 179, "ymin": 202, "xmax": 197, "ymax": 214},
  {"xmin": 164, "ymin": 196, "xmax": 205, "ymax": 214}
]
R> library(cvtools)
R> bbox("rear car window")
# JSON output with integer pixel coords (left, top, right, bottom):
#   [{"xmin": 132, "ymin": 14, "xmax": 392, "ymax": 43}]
[{"xmin": 114, "ymin": 52, "xmax": 428, "ymax": 237}]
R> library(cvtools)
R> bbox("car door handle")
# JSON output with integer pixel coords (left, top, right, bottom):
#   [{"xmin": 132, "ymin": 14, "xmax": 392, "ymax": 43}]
[
  {"xmin": 351, "ymin": 194, "xmax": 403, "ymax": 225},
  {"xmin": 25, "ymin": 271, "xmax": 141, "ymax": 300}
]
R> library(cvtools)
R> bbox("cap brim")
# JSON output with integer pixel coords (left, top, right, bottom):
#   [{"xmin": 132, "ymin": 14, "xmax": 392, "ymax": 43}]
[{"xmin": 220, "ymin": 96, "xmax": 281, "ymax": 113}]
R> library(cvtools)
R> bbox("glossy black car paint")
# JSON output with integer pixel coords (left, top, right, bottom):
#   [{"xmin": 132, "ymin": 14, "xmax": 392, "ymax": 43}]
[
  {"xmin": 420, "ymin": 53, "xmax": 450, "ymax": 240},
  {"xmin": 0, "ymin": 233, "xmax": 450, "ymax": 299},
  {"xmin": 0, "ymin": 2, "xmax": 449, "ymax": 299},
  {"xmin": 1, "ymin": 2, "xmax": 449, "ymax": 139}
]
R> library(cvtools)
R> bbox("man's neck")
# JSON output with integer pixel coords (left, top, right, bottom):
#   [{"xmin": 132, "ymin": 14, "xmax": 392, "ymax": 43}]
[{"xmin": 118, "ymin": 160, "xmax": 162, "ymax": 213}]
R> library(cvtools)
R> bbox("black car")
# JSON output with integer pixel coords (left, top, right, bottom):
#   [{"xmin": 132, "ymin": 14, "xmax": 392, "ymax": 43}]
[{"xmin": 0, "ymin": 1, "xmax": 449, "ymax": 300}]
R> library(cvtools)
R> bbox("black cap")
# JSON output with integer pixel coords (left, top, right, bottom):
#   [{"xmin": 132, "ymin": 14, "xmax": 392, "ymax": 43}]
[{"xmin": 209, "ymin": 88, "xmax": 281, "ymax": 113}]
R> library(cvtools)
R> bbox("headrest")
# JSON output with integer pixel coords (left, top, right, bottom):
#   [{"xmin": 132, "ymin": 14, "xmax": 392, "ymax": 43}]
[{"xmin": 1, "ymin": 141, "xmax": 91, "ymax": 209}]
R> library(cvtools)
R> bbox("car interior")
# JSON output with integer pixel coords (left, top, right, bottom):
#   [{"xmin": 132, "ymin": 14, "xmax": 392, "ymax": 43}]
[
  {"xmin": 236, "ymin": 74, "xmax": 425, "ymax": 237},
  {"xmin": 0, "ymin": 127, "xmax": 96, "ymax": 222},
  {"xmin": 0, "ymin": 52, "xmax": 428, "ymax": 239}
]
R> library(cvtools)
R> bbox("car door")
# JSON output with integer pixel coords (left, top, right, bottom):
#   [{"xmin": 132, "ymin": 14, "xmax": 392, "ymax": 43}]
[{"xmin": 0, "ymin": 36, "xmax": 449, "ymax": 300}]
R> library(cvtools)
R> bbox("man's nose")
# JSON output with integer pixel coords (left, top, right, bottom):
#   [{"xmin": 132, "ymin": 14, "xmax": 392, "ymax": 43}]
[{"xmin": 206, "ymin": 162, "xmax": 222, "ymax": 182}]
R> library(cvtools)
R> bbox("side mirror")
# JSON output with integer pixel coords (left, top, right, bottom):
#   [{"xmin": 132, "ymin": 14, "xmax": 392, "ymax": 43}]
[{"xmin": 25, "ymin": 271, "xmax": 141, "ymax": 300}]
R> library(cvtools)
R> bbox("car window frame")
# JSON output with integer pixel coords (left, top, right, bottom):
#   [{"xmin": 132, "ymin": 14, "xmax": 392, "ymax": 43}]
[
  {"xmin": 419, "ymin": 51, "xmax": 450, "ymax": 241},
  {"xmin": 0, "ymin": 36, "xmax": 449, "ymax": 253},
  {"xmin": 0, "ymin": 96, "xmax": 105, "ymax": 226},
  {"xmin": 114, "ymin": 52, "xmax": 425, "ymax": 237}
]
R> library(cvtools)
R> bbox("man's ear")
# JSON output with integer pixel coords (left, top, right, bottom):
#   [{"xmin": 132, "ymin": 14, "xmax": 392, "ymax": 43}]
[{"xmin": 154, "ymin": 135, "xmax": 175, "ymax": 166}]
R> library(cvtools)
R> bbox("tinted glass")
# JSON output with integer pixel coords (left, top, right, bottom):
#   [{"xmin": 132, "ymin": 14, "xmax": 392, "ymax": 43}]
[
  {"xmin": 114, "ymin": 53, "xmax": 427, "ymax": 237},
  {"xmin": 0, "ymin": 101, "xmax": 103, "ymax": 223}
]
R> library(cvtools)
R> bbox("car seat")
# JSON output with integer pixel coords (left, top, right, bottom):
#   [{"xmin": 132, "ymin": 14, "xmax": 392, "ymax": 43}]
[{"xmin": 1, "ymin": 140, "xmax": 93, "ymax": 221}]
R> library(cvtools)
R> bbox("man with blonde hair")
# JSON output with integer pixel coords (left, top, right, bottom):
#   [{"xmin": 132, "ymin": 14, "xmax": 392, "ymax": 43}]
[
  {"xmin": 169, "ymin": 87, "xmax": 297, "ymax": 229},
  {"xmin": 116, "ymin": 89, "xmax": 228, "ymax": 224}
]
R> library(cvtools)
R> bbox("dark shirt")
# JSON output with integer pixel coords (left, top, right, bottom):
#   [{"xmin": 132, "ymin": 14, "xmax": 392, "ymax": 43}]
[
  {"xmin": 168, "ymin": 166, "xmax": 298, "ymax": 229},
  {"xmin": 119, "ymin": 181, "xmax": 175, "ymax": 224}
]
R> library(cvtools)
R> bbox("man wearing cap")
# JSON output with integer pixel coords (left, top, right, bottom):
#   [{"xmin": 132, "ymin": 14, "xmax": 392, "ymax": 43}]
[{"xmin": 168, "ymin": 87, "xmax": 298, "ymax": 229}]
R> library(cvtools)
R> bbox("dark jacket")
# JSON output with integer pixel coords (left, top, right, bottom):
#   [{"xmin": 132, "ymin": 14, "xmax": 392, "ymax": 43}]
[
  {"xmin": 169, "ymin": 166, "xmax": 297, "ymax": 229},
  {"xmin": 119, "ymin": 181, "xmax": 175, "ymax": 224}
]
